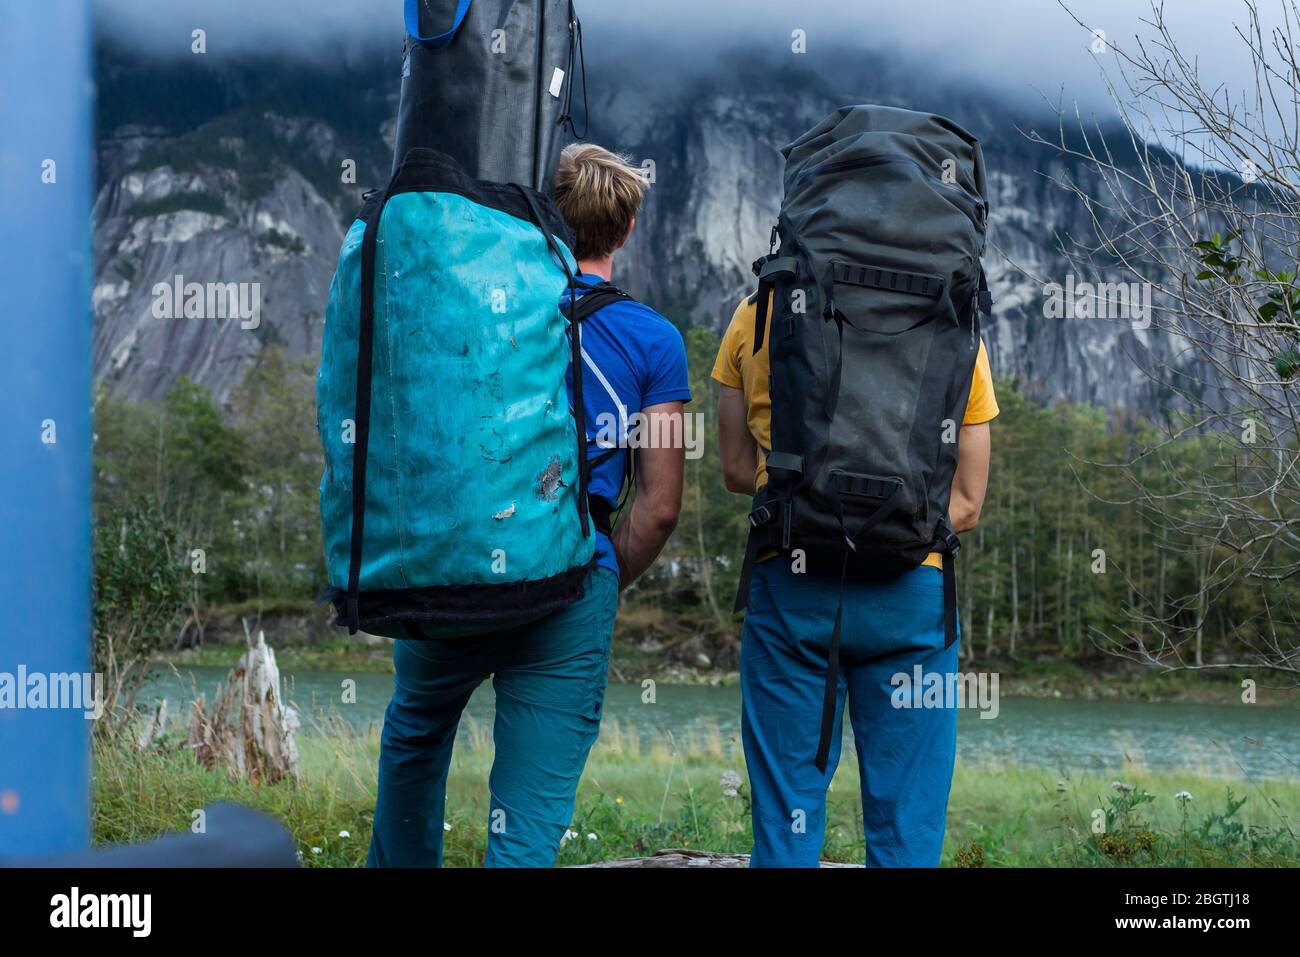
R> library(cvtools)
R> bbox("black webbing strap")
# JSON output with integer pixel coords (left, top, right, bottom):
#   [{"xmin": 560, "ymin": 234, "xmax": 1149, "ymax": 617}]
[
  {"xmin": 515, "ymin": 185, "xmax": 591, "ymax": 538},
  {"xmin": 823, "ymin": 261, "xmax": 942, "ymax": 323},
  {"xmin": 344, "ymin": 180, "xmax": 397, "ymax": 634},
  {"xmin": 585, "ymin": 443, "xmax": 632, "ymax": 537},
  {"xmin": 732, "ymin": 499, "xmax": 777, "ymax": 614},
  {"xmin": 750, "ymin": 256, "xmax": 797, "ymax": 355},
  {"xmin": 762, "ymin": 257, "xmax": 799, "ymax": 282},
  {"xmin": 815, "ymin": 479, "xmax": 907, "ymax": 773},
  {"xmin": 831, "ymin": 261, "xmax": 945, "ymax": 299},
  {"xmin": 977, "ymin": 265, "xmax": 993, "ymax": 317},
  {"xmin": 557, "ymin": 2, "xmax": 590, "ymax": 140},
  {"xmin": 765, "ymin": 450, "xmax": 805, "ymax": 479},
  {"xmin": 733, "ymin": 446, "xmax": 804, "ymax": 613},
  {"xmin": 938, "ymin": 521, "xmax": 961, "ymax": 649},
  {"xmin": 831, "ymin": 473, "xmax": 898, "ymax": 500},
  {"xmin": 562, "ymin": 280, "xmax": 634, "ymax": 325},
  {"xmin": 588, "ymin": 496, "xmax": 614, "ymax": 537},
  {"xmin": 752, "ymin": 280, "xmax": 772, "ymax": 355},
  {"xmin": 732, "ymin": 529, "xmax": 763, "ymax": 615}
]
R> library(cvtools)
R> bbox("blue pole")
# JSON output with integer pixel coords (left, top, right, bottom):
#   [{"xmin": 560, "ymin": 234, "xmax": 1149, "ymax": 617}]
[{"xmin": 0, "ymin": 0, "xmax": 94, "ymax": 856}]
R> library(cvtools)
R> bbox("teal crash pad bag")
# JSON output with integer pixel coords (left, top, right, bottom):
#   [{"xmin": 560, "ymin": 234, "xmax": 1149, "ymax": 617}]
[{"xmin": 317, "ymin": 148, "xmax": 597, "ymax": 638}]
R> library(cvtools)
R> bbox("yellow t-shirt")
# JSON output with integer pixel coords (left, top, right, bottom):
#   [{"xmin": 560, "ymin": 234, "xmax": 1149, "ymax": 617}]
[{"xmin": 711, "ymin": 291, "xmax": 999, "ymax": 569}]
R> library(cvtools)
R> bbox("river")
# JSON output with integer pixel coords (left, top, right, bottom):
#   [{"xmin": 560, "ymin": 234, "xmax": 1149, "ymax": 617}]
[{"xmin": 143, "ymin": 666, "xmax": 1300, "ymax": 781}]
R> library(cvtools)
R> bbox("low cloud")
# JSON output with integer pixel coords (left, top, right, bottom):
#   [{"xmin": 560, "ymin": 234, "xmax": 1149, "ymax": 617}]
[{"xmin": 95, "ymin": 0, "xmax": 1274, "ymax": 112}]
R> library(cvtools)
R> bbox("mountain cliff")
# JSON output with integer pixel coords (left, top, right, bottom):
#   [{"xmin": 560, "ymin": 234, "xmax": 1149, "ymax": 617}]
[{"xmin": 91, "ymin": 43, "xmax": 1190, "ymax": 412}]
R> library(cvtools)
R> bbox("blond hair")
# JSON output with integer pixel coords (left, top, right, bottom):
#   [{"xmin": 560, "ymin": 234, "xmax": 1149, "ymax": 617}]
[{"xmin": 552, "ymin": 143, "xmax": 648, "ymax": 261}]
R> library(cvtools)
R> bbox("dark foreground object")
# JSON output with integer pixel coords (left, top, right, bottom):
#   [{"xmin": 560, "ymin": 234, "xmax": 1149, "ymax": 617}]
[
  {"xmin": 8, "ymin": 802, "xmax": 298, "ymax": 868},
  {"xmin": 0, "ymin": 862, "xmax": 1280, "ymax": 942}
]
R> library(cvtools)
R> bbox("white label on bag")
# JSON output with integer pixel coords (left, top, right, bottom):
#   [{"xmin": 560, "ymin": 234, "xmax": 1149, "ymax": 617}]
[{"xmin": 549, "ymin": 67, "xmax": 565, "ymax": 98}]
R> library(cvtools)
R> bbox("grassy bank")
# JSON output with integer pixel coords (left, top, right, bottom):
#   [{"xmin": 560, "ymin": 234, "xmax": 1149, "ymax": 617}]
[{"xmin": 94, "ymin": 716, "xmax": 1300, "ymax": 867}]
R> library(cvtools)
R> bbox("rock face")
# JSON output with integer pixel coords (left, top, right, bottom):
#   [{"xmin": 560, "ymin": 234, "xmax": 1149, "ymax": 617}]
[
  {"xmin": 92, "ymin": 47, "xmax": 1202, "ymax": 414},
  {"xmin": 93, "ymin": 119, "xmax": 352, "ymax": 404}
]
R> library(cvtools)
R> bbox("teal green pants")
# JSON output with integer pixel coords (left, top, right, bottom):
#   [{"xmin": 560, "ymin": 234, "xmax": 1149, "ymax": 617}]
[{"xmin": 366, "ymin": 568, "xmax": 618, "ymax": 867}]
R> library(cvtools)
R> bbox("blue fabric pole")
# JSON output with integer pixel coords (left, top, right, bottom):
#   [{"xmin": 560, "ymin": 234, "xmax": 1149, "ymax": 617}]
[{"xmin": 0, "ymin": 0, "xmax": 94, "ymax": 856}]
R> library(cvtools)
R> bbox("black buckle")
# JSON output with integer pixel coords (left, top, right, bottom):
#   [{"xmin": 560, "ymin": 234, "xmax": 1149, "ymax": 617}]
[
  {"xmin": 749, "ymin": 505, "xmax": 773, "ymax": 528},
  {"xmin": 751, "ymin": 256, "xmax": 769, "ymax": 278}
]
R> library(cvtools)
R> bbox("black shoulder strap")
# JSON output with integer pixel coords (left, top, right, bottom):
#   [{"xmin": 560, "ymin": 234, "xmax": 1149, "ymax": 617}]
[
  {"xmin": 977, "ymin": 264, "xmax": 993, "ymax": 317},
  {"xmin": 562, "ymin": 280, "xmax": 637, "ymax": 325},
  {"xmin": 344, "ymin": 178, "xmax": 398, "ymax": 634},
  {"xmin": 559, "ymin": 280, "xmax": 641, "ymax": 536}
]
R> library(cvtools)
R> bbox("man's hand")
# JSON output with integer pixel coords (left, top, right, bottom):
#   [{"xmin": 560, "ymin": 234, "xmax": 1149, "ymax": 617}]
[{"xmin": 611, "ymin": 402, "xmax": 685, "ymax": 590}]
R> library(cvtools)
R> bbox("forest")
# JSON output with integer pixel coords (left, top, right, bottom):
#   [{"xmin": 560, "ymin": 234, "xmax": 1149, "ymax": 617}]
[{"xmin": 91, "ymin": 327, "xmax": 1295, "ymax": 689}]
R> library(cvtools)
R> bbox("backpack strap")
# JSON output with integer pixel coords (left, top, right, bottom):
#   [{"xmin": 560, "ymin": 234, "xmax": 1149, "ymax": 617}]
[
  {"xmin": 343, "ymin": 173, "xmax": 404, "ymax": 633},
  {"xmin": 561, "ymin": 280, "xmax": 635, "ymax": 325},
  {"xmin": 732, "ymin": 494, "xmax": 779, "ymax": 614},
  {"xmin": 750, "ymin": 256, "xmax": 799, "ymax": 355},
  {"xmin": 514, "ymin": 185, "xmax": 593, "ymax": 540},
  {"xmin": 936, "ymin": 521, "xmax": 961, "ymax": 650},
  {"xmin": 977, "ymin": 265, "xmax": 993, "ymax": 317},
  {"xmin": 732, "ymin": 448, "xmax": 804, "ymax": 613},
  {"xmin": 561, "ymin": 280, "xmax": 640, "ymax": 535},
  {"xmin": 813, "ymin": 474, "xmax": 909, "ymax": 773}
]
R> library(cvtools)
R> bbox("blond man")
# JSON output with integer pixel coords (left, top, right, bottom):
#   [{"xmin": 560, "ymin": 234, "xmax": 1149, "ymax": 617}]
[{"xmin": 368, "ymin": 144, "xmax": 689, "ymax": 868}]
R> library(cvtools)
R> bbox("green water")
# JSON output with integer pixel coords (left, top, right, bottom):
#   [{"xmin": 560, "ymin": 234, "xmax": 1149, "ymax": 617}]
[{"xmin": 145, "ymin": 666, "xmax": 1300, "ymax": 781}]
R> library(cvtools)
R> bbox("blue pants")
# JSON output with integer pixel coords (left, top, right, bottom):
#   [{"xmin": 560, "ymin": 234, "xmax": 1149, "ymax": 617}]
[
  {"xmin": 367, "ymin": 568, "xmax": 618, "ymax": 867},
  {"xmin": 741, "ymin": 560, "xmax": 959, "ymax": 867}
]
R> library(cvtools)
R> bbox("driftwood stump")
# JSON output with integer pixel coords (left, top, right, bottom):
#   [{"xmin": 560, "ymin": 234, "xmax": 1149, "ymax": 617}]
[
  {"xmin": 574, "ymin": 849, "xmax": 862, "ymax": 868},
  {"xmin": 135, "ymin": 697, "xmax": 169, "ymax": 750},
  {"xmin": 186, "ymin": 626, "xmax": 300, "ymax": 783}
]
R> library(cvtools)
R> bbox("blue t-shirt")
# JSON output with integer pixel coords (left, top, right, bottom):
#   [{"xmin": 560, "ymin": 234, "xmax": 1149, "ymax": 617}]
[{"xmin": 563, "ymin": 274, "xmax": 692, "ymax": 577}]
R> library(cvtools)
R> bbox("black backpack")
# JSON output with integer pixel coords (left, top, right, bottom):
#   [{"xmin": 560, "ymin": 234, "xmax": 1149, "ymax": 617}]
[{"xmin": 735, "ymin": 105, "xmax": 993, "ymax": 771}]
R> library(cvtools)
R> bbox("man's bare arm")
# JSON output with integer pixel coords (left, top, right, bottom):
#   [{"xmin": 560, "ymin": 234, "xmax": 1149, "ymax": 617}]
[
  {"xmin": 949, "ymin": 422, "xmax": 991, "ymax": 533},
  {"xmin": 717, "ymin": 385, "xmax": 757, "ymax": 495},
  {"xmin": 611, "ymin": 402, "xmax": 685, "ymax": 590}
]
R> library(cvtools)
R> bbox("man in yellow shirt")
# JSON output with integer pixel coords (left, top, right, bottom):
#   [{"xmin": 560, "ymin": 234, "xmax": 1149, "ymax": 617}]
[{"xmin": 712, "ymin": 290, "xmax": 998, "ymax": 867}]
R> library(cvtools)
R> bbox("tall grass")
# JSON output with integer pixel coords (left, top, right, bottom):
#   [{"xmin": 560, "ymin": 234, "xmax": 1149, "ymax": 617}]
[{"xmin": 93, "ymin": 711, "xmax": 1300, "ymax": 867}]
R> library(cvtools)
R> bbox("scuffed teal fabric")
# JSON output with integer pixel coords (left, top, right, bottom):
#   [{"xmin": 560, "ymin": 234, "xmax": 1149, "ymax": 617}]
[{"xmin": 318, "ymin": 192, "xmax": 592, "ymax": 591}]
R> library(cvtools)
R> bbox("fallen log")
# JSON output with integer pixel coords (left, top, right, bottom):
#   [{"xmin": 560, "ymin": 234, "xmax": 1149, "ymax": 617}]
[{"xmin": 574, "ymin": 849, "xmax": 862, "ymax": 868}]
